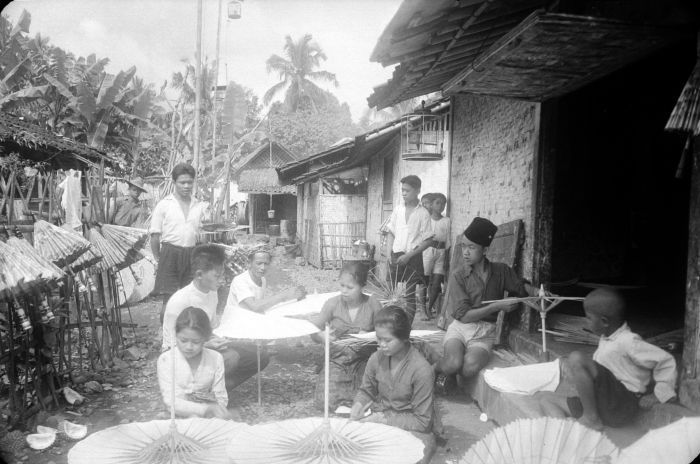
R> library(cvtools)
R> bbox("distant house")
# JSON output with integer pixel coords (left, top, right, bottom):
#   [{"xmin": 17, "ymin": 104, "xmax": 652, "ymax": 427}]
[
  {"xmin": 278, "ymin": 99, "xmax": 450, "ymax": 269},
  {"xmin": 232, "ymin": 140, "xmax": 298, "ymax": 235}
]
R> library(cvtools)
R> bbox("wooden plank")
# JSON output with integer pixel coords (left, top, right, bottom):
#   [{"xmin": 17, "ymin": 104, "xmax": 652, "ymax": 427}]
[{"xmin": 680, "ymin": 138, "xmax": 700, "ymax": 412}]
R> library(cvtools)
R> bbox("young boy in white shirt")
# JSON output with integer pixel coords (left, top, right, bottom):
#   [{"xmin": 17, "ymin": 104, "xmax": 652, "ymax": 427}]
[
  {"xmin": 540, "ymin": 288, "xmax": 677, "ymax": 430},
  {"xmin": 423, "ymin": 193, "xmax": 450, "ymax": 320}
]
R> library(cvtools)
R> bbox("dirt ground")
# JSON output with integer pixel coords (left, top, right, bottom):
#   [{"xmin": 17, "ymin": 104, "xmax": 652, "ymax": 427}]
[{"xmin": 0, "ymin": 255, "xmax": 494, "ymax": 464}]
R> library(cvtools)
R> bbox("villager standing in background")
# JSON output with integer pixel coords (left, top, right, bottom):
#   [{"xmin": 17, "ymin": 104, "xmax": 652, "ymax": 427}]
[
  {"xmin": 385, "ymin": 175, "xmax": 434, "ymax": 325},
  {"xmin": 111, "ymin": 177, "xmax": 147, "ymax": 228},
  {"xmin": 150, "ymin": 163, "xmax": 208, "ymax": 322}
]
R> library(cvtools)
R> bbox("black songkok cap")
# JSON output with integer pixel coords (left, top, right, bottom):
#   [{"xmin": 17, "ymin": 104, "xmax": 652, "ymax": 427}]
[{"xmin": 463, "ymin": 217, "xmax": 497, "ymax": 247}]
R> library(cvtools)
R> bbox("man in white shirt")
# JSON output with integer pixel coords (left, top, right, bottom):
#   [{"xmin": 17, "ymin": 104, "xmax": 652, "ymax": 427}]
[
  {"xmin": 150, "ymin": 163, "xmax": 208, "ymax": 321},
  {"xmin": 385, "ymin": 175, "xmax": 434, "ymax": 324}
]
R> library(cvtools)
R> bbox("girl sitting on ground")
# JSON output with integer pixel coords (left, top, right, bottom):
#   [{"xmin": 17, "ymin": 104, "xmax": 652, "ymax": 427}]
[
  {"xmin": 157, "ymin": 306, "xmax": 231, "ymax": 419},
  {"xmin": 350, "ymin": 305, "xmax": 438, "ymax": 464},
  {"xmin": 311, "ymin": 262, "xmax": 382, "ymax": 342}
]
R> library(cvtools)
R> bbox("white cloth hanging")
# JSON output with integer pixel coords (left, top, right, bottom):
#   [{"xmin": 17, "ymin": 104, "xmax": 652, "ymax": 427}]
[
  {"xmin": 484, "ymin": 358, "xmax": 561, "ymax": 395},
  {"xmin": 58, "ymin": 169, "xmax": 82, "ymax": 230}
]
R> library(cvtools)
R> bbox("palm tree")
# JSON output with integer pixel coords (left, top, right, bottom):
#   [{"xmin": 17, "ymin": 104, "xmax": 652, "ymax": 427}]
[{"xmin": 263, "ymin": 34, "xmax": 338, "ymax": 112}]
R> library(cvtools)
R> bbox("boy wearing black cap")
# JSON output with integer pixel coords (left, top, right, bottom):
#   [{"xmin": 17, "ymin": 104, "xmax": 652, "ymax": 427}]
[{"xmin": 435, "ymin": 217, "xmax": 539, "ymax": 394}]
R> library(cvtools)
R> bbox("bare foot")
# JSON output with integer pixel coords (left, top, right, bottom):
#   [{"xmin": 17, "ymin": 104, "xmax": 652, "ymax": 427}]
[{"xmin": 578, "ymin": 415, "xmax": 604, "ymax": 431}]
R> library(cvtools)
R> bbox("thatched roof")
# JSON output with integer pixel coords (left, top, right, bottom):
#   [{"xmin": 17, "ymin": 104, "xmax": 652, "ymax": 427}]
[
  {"xmin": 0, "ymin": 112, "xmax": 115, "ymax": 169},
  {"xmin": 237, "ymin": 167, "xmax": 296, "ymax": 195}
]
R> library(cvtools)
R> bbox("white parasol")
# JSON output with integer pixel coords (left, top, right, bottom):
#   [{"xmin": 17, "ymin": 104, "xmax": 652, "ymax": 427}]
[
  {"xmin": 349, "ymin": 329, "xmax": 440, "ymax": 341},
  {"xmin": 67, "ymin": 418, "xmax": 246, "ymax": 464},
  {"xmin": 460, "ymin": 417, "xmax": 619, "ymax": 464},
  {"xmin": 226, "ymin": 325, "xmax": 424, "ymax": 464},
  {"xmin": 214, "ymin": 307, "xmax": 320, "ymax": 405},
  {"xmin": 266, "ymin": 291, "xmax": 339, "ymax": 317},
  {"xmin": 616, "ymin": 417, "xmax": 700, "ymax": 464}
]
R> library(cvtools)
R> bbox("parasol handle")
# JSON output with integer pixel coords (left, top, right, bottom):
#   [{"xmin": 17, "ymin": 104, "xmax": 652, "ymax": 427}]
[
  {"xmin": 257, "ymin": 341, "xmax": 262, "ymax": 407},
  {"xmin": 324, "ymin": 324, "xmax": 330, "ymax": 421},
  {"xmin": 170, "ymin": 332, "xmax": 176, "ymax": 423}
]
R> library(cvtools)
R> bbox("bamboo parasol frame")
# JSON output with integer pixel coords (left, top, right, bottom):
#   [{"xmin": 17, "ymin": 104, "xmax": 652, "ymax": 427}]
[{"xmin": 483, "ymin": 287, "xmax": 584, "ymax": 354}]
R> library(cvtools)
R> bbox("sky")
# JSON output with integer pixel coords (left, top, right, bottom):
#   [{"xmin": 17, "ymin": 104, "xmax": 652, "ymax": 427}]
[{"xmin": 2, "ymin": 0, "xmax": 402, "ymax": 121}]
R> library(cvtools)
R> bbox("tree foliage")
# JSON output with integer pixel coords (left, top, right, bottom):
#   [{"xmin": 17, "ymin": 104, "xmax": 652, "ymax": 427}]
[{"xmin": 263, "ymin": 34, "xmax": 338, "ymax": 112}]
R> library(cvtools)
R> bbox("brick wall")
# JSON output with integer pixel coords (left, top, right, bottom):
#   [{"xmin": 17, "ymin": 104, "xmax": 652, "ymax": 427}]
[{"xmin": 449, "ymin": 94, "xmax": 540, "ymax": 280}]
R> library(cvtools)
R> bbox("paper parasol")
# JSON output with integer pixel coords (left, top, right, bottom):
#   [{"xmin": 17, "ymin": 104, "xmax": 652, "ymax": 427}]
[
  {"xmin": 214, "ymin": 308, "xmax": 320, "ymax": 405},
  {"xmin": 227, "ymin": 325, "xmax": 424, "ymax": 464},
  {"xmin": 33, "ymin": 220, "xmax": 91, "ymax": 268},
  {"xmin": 617, "ymin": 417, "xmax": 700, "ymax": 464},
  {"xmin": 227, "ymin": 417, "xmax": 424, "ymax": 464},
  {"xmin": 266, "ymin": 291, "xmax": 339, "ymax": 317},
  {"xmin": 100, "ymin": 224, "xmax": 149, "ymax": 265},
  {"xmin": 67, "ymin": 418, "xmax": 246, "ymax": 464},
  {"xmin": 349, "ymin": 329, "xmax": 440, "ymax": 341},
  {"xmin": 69, "ymin": 244, "xmax": 104, "ymax": 274},
  {"xmin": 460, "ymin": 417, "xmax": 619, "ymax": 464},
  {"xmin": 0, "ymin": 238, "xmax": 64, "ymax": 300}
]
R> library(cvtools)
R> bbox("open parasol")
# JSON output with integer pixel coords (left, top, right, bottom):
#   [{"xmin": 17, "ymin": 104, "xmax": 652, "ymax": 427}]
[
  {"xmin": 67, "ymin": 418, "xmax": 245, "ymax": 464},
  {"xmin": 266, "ymin": 291, "xmax": 339, "ymax": 317},
  {"xmin": 616, "ymin": 417, "xmax": 700, "ymax": 464},
  {"xmin": 33, "ymin": 220, "xmax": 91, "ymax": 268},
  {"xmin": 484, "ymin": 287, "xmax": 584, "ymax": 354},
  {"xmin": 460, "ymin": 417, "xmax": 619, "ymax": 464},
  {"xmin": 214, "ymin": 307, "xmax": 320, "ymax": 405},
  {"xmin": 226, "ymin": 325, "xmax": 425, "ymax": 464}
]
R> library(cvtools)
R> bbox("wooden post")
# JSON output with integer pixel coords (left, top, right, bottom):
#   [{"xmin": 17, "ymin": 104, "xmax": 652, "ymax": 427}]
[
  {"xmin": 193, "ymin": 0, "xmax": 203, "ymax": 174},
  {"xmin": 525, "ymin": 100, "xmax": 557, "ymax": 333},
  {"xmin": 680, "ymin": 137, "xmax": 700, "ymax": 412}
]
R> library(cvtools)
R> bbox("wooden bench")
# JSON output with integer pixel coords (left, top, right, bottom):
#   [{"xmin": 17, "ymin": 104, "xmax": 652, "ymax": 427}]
[{"xmin": 436, "ymin": 219, "xmax": 524, "ymax": 346}]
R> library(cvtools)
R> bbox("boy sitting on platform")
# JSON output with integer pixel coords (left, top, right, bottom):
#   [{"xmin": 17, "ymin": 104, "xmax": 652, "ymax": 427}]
[{"xmin": 540, "ymin": 288, "xmax": 677, "ymax": 430}]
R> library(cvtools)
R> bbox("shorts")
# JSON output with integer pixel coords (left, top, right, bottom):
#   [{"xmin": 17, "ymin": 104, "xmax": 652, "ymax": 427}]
[
  {"xmin": 423, "ymin": 248, "xmax": 446, "ymax": 276},
  {"xmin": 153, "ymin": 242, "xmax": 194, "ymax": 296},
  {"xmin": 389, "ymin": 252, "xmax": 424, "ymax": 288},
  {"xmin": 567, "ymin": 362, "xmax": 640, "ymax": 427},
  {"xmin": 443, "ymin": 320, "xmax": 495, "ymax": 352}
]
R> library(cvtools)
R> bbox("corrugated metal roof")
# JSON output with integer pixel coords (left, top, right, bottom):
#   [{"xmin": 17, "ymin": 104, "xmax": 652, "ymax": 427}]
[{"xmin": 237, "ymin": 167, "xmax": 296, "ymax": 194}]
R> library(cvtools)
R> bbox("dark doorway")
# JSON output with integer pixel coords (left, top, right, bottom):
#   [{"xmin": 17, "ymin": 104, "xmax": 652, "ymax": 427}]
[{"xmin": 549, "ymin": 39, "xmax": 695, "ymax": 333}]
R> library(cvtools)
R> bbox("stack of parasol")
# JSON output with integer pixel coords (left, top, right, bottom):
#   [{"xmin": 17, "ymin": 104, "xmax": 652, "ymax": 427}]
[
  {"xmin": 69, "ymin": 244, "xmax": 103, "ymax": 274},
  {"xmin": 33, "ymin": 220, "xmax": 91, "ymax": 268},
  {"xmin": 0, "ymin": 235, "xmax": 65, "ymax": 301},
  {"xmin": 88, "ymin": 224, "xmax": 148, "ymax": 272}
]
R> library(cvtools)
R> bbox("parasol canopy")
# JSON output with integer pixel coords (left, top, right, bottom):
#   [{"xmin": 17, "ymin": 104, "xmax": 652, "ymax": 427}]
[
  {"xmin": 349, "ymin": 329, "xmax": 440, "ymax": 341},
  {"xmin": 99, "ymin": 224, "xmax": 149, "ymax": 270},
  {"xmin": 67, "ymin": 418, "xmax": 247, "ymax": 464},
  {"xmin": 616, "ymin": 417, "xmax": 700, "ymax": 464},
  {"xmin": 33, "ymin": 220, "xmax": 91, "ymax": 268},
  {"xmin": 665, "ymin": 61, "xmax": 700, "ymax": 135},
  {"xmin": 266, "ymin": 291, "xmax": 339, "ymax": 317},
  {"xmin": 0, "ymin": 238, "xmax": 64, "ymax": 300},
  {"xmin": 215, "ymin": 307, "xmax": 320, "ymax": 340},
  {"xmin": 226, "ymin": 416, "xmax": 424, "ymax": 464},
  {"xmin": 460, "ymin": 417, "xmax": 619, "ymax": 464}
]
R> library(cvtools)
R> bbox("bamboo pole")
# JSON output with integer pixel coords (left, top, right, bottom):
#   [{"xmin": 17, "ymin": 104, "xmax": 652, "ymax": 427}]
[{"xmin": 193, "ymin": 0, "xmax": 203, "ymax": 174}]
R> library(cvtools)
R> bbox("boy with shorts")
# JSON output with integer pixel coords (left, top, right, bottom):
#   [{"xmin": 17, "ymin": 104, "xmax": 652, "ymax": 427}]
[
  {"xmin": 421, "ymin": 193, "xmax": 450, "ymax": 320},
  {"xmin": 539, "ymin": 288, "xmax": 677, "ymax": 430},
  {"xmin": 435, "ymin": 217, "xmax": 539, "ymax": 394}
]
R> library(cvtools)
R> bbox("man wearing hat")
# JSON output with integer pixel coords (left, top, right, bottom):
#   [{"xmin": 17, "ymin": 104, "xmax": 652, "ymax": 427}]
[
  {"xmin": 111, "ymin": 177, "xmax": 147, "ymax": 227},
  {"xmin": 434, "ymin": 217, "xmax": 539, "ymax": 395}
]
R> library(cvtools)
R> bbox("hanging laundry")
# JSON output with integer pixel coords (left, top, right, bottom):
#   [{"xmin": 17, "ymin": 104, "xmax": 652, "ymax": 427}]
[{"xmin": 58, "ymin": 169, "xmax": 82, "ymax": 231}]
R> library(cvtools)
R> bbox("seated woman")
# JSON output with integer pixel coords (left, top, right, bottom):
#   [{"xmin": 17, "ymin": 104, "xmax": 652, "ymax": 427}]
[
  {"xmin": 311, "ymin": 262, "xmax": 382, "ymax": 342},
  {"xmin": 350, "ymin": 305, "xmax": 437, "ymax": 464},
  {"xmin": 157, "ymin": 306, "xmax": 231, "ymax": 419}
]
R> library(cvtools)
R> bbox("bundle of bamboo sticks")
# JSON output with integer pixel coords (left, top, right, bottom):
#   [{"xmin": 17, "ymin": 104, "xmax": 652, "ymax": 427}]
[
  {"xmin": 548, "ymin": 314, "xmax": 599, "ymax": 345},
  {"xmin": 33, "ymin": 220, "xmax": 91, "ymax": 268}
]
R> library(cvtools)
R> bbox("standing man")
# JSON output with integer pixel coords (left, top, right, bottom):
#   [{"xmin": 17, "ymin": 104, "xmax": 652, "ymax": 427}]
[
  {"xmin": 150, "ymin": 163, "xmax": 208, "ymax": 321},
  {"xmin": 111, "ymin": 177, "xmax": 147, "ymax": 227},
  {"xmin": 385, "ymin": 175, "xmax": 434, "ymax": 325}
]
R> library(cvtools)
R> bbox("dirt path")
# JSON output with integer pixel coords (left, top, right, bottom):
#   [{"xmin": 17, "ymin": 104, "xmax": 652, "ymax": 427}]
[{"xmin": 1, "ymin": 256, "xmax": 493, "ymax": 463}]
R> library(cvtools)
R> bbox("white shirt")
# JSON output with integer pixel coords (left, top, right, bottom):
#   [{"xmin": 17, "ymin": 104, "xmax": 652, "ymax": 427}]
[
  {"xmin": 593, "ymin": 323, "xmax": 677, "ymax": 402},
  {"xmin": 388, "ymin": 203, "xmax": 433, "ymax": 253},
  {"xmin": 149, "ymin": 194, "xmax": 207, "ymax": 247},
  {"xmin": 162, "ymin": 282, "xmax": 218, "ymax": 351},
  {"xmin": 224, "ymin": 271, "xmax": 266, "ymax": 318},
  {"xmin": 157, "ymin": 347, "xmax": 227, "ymax": 417}
]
